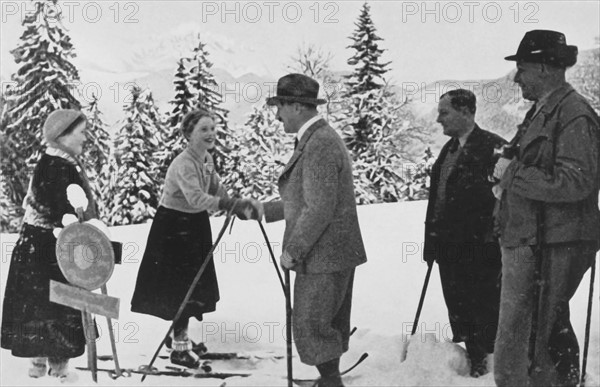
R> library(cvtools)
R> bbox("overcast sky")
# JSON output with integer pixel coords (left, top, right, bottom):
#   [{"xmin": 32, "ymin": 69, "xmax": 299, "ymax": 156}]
[{"xmin": 1, "ymin": 1, "xmax": 599, "ymax": 86}]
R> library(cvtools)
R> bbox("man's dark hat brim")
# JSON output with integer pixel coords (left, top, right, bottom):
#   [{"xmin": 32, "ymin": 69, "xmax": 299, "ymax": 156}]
[{"xmin": 504, "ymin": 46, "xmax": 578, "ymax": 62}]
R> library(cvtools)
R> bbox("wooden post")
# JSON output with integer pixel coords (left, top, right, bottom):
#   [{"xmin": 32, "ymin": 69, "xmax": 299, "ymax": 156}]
[
  {"xmin": 81, "ymin": 310, "xmax": 97, "ymax": 382},
  {"xmin": 101, "ymin": 285, "xmax": 122, "ymax": 378}
]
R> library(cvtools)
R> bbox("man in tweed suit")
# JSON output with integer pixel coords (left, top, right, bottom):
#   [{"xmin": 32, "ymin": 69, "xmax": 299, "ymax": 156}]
[{"xmin": 260, "ymin": 73, "xmax": 367, "ymax": 387}]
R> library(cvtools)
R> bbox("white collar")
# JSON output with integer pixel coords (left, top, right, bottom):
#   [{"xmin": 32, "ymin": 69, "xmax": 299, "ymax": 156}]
[
  {"xmin": 296, "ymin": 115, "xmax": 322, "ymax": 141},
  {"xmin": 46, "ymin": 146, "xmax": 78, "ymax": 165}
]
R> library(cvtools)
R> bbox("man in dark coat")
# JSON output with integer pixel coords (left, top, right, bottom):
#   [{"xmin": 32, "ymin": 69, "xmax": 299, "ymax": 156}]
[
  {"xmin": 424, "ymin": 88, "xmax": 506, "ymax": 377},
  {"xmin": 493, "ymin": 30, "xmax": 600, "ymax": 387}
]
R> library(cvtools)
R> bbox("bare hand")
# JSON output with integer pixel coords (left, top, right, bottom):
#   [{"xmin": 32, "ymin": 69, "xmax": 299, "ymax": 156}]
[{"xmin": 280, "ymin": 250, "xmax": 296, "ymax": 270}]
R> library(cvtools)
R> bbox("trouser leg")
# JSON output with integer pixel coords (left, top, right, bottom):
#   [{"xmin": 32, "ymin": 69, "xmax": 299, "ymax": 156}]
[
  {"xmin": 293, "ymin": 269, "xmax": 354, "ymax": 366},
  {"xmin": 530, "ymin": 243, "xmax": 595, "ymax": 387},
  {"xmin": 494, "ymin": 245, "xmax": 536, "ymax": 387}
]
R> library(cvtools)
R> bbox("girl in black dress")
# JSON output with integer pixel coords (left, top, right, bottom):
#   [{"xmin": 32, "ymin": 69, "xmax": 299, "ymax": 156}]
[
  {"xmin": 1, "ymin": 109, "xmax": 97, "ymax": 379},
  {"xmin": 130, "ymin": 108, "xmax": 260, "ymax": 368}
]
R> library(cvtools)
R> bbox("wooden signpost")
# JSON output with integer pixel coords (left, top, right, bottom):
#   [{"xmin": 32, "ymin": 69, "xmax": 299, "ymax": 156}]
[{"xmin": 50, "ymin": 214, "xmax": 123, "ymax": 382}]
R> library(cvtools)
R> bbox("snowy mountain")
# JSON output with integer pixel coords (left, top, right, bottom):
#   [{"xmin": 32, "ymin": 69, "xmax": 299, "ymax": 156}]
[{"xmin": 1, "ymin": 201, "xmax": 598, "ymax": 386}]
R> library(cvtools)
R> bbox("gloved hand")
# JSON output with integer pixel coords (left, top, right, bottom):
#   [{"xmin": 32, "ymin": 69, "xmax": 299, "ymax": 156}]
[
  {"xmin": 219, "ymin": 197, "xmax": 263, "ymax": 220},
  {"xmin": 423, "ymin": 234, "xmax": 437, "ymax": 267},
  {"xmin": 423, "ymin": 252, "xmax": 435, "ymax": 267},
  {"xmin": 493, "ymin": 157, "xmax": 513, "ymax": 180}
]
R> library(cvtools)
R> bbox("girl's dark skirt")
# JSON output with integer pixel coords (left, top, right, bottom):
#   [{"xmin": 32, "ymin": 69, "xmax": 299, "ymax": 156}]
[
  {"xmin": 1, "ymin": 225, "xmax": 86, "ymax": 358},
  {"xmin": 130, "ymin": 207, "xmax": 219, "ymax": 321}
]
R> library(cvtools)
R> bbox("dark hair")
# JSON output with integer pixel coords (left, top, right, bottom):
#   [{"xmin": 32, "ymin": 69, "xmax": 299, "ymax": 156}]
[
  {"xmin": 180, "ymin": 108, "xmax": 214, "ymax": 140},
  {"xmin": 440, "ymin": 89, "xmax": 476, "ymax": 115}
]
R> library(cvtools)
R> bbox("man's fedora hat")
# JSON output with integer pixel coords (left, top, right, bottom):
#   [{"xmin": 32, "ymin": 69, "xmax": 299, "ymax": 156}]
[
  {"xmin": 505, "ymin": 30, "xmax": 578, "ymax": 68},
  {"xmin": 266, "ymin": 73, "xmax": 327, "ymax": 106}
]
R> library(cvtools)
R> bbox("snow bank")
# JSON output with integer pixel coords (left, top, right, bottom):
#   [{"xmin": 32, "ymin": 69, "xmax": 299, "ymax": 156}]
[{"xmin": 1, "ymin": 201, "xmax": 598, "ymax": 386}]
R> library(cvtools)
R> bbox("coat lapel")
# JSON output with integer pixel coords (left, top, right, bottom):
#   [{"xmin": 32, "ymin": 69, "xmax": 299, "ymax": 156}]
[
  {"xmin": 519, "ymin": 84, "xmax": 576, "ymax": 151},
  {"xmin": 279, "ymin": 119, "xmax": 327, "ymax": 179}
]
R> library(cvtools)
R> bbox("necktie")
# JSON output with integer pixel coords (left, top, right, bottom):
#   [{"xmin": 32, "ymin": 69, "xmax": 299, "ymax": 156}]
[{"xmin": 449, "ymin": 139, "xmax": 460, "ymax": 153}]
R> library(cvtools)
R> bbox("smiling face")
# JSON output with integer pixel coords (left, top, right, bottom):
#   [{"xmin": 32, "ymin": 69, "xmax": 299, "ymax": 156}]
[
  {"xmin": 436, "ymin": 96, "xmax": 471, "ymax": 138},
  {"xmin": 514, "ymin": 61, "xmax": 545, "ymax": 101},
  {"xmin": 188, "ymin": 116, "xmax": 216, "ymax": 152},
  {"xmin": 56, "ymin": 121, "xmax": 88, "ymax": 156}
]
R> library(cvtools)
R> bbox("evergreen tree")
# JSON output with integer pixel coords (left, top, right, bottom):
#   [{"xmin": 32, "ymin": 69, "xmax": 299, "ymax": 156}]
[
  {"xmin": 187, "ymin": 36, "xmax": 231, "ymax": 173},
  {"xmin": 344, "ymin": 2, "xmax": 391, "ymax": 97},
  {"xmin": 337, "ymin": 3, "xmax": 425, "ymax": 203},
  {"xmin": 220, "ymin": 105, "xmax": 292, "ymax": 201},
  {"xmin": 1, "ymin": 0, "xmax": 81, "ymax": 221},
  {"xmin": 0, "ymin": 92, "xmax": 22, "ymax": 232},
  {"xmin": 154, "ymin": 58, "xmax": 194, "ymax": 185},
  {"xmin": 342, "ymin": 2, "xmax": 392, "ymax": 156},
  {"xmin": 404, "ymin": 147, "xmax": 435, "ymax": 200},
  {"xmin": 106, "ymin": 85, "xmax": 162, "ymax": 225},
  {"xmin": 170, "ymin": 58, "xmax": 196, "ymax": 128},
  {"xmin": 82, "ymin": 94, "xmax": 111, "ymax": 219}
]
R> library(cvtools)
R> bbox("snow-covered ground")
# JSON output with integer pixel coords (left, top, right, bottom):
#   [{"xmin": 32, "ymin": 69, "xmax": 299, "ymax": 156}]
[{"xmin": 1, "ymin": 201, "xmax": 598, "ymax": 386}]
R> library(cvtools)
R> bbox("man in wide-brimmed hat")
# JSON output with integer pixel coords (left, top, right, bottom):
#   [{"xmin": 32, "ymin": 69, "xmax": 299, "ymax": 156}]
[
  {"xmin": 493, "ymin": 30, "xmax": 600, "ymax": 387},
  {"xmin": 259, "ymin": 73, "xmax": 367, "ymax": 387}
]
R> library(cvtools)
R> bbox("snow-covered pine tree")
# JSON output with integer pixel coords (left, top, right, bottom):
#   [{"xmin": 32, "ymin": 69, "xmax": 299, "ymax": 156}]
[
  {"xmin": 0, "ymin": 92, "xmax": 22, "ymax": 232},
  {"xmin": 344, "ymin": 2, "xmax": 390, "ymax": 98},
  {"xmin": 339, "ymin": 2, "xmax": 425, "ymax": 203},
  {"xmin": 82, "ymin": 94, "xmax": 111, "ymax": 219},
  {"xmin": 154, "ymin": 58, "xmax": 195, "ymax": 185},
  {"xmin": 170, "ymin": 58, "xmax": 196, "ymax": 128},
  {"xmin": 187, "ymin": 36, "xmax": 232, "ymax": 173},
  {"xmin": 220, "ymin": 104, "xmax": 292, "ymax": 201},
  {"xmin": 404, "ymin": 147, "xmax": 435, "ymax": 200},
  {"xmin": 1, "ymin": 0, "xmax": 81, "ymax": 226},
  {"xmin": 107, "ymin": 85, "xmax": 162, "ymax": 225}
]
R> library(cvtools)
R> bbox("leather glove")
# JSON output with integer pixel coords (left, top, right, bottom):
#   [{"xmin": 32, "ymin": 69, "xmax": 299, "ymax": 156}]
[{"xmin": 493, "ymin": 157, "xmax": 513, "ymax": 180}]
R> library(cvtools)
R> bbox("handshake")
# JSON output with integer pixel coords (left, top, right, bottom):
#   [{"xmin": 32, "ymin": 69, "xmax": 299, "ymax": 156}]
[{"xmin": 218, "ymin": 197, "xmax": 264, "ymax": 221}]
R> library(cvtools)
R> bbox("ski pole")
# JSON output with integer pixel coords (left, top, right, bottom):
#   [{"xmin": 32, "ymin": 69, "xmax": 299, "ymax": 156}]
[
  {"xmin": 581, "ymin": 258, "xmax": 596, "ymax": 387},
  {"xmin": 400, "ymin": 263, "xmax": 432, "ymax": 362},
  {"xmin": 258, "ymin": 221, "xmax": 285, "ymax": 295},
  {"xmin": 411, "ymin": 263, "xmax": 433, "ymax": 335},
  {"xmin": 141, "ymin": 214, "xmax": 233, "ymax": 382},
  {"xmin": 256, "ymin": 220, "xmax": 292, "ymax": 384},
  {"xmin": 285, "ymin": 268, "xmax": 293, "ymax": 387}
]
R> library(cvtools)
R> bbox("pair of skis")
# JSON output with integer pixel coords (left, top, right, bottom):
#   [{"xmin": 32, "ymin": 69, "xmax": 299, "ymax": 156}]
[
  {"xmin": 80, "ymin": 351, "xmax": 368, "ymax": 383},
  {"xmin": 76, "ymin": 365, "xmax": 250, "ymax": 380}
]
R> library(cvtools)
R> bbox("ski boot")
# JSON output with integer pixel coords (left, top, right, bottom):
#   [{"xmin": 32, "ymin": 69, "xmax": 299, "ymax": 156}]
[
  {"xmin": 166, "ymin": 336, "xmax": 208, "ymax": 356},
  {"xmin": 170, "ymin": 340, "xmax": 201, "ymax": 369}
]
